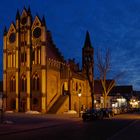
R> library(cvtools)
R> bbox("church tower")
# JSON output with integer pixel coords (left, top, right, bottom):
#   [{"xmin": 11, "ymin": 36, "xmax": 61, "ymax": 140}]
[{"xmin": 82, "ymin": 31, "xmax": 94, "ymax": 84}]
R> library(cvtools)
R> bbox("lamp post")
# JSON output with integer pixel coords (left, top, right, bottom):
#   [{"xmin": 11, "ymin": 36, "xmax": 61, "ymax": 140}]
[{"xmin": 78, "ymin": 92, "xmax": 81, "ymax": 117}]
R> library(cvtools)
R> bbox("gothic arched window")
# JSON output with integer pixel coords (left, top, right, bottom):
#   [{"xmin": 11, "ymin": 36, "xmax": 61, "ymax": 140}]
[
  {"xmin": 21, "ymin": 74, "xmax": 27, "ymax": 92},
  {"xmin": 76, "ymin": 82, "xmax": 78, "ymax": 91},
  {"xmin": 21, "ymin": 52, "xmax": 27, "ymax": 64},
  {"xmin": 10, "ymin": 76, "xmax": 16, "ymax": 92},
  {"xmin": 32, "ymin": 49, "xmax": 35, "ymax": 64},
  {"xmin": 37, "ymin": 48, "xmax": 41, "ymax": 64},
  {"xmin": 32, "ymin": 73, "xmax": 39, "ymax": 91},
  {"xmin": 33, "ymin": 47, "xmax": 41, "ymax": 64},
  {"xmin": 8, "ymin": 52, "xmax": 12, "ymax": 68},
  {"xmin": 36, "ymin": 47, "xmax": 41, "ymax": 64},
  {"xmin": 13, "ymin": 51, "xmax": 16, "ymax": 67}
]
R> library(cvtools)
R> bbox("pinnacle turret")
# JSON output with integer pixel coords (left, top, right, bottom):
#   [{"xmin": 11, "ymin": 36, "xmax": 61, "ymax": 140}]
[
  {"xmin": 41, "ymin": 16, "xmax": 46, "ymax": 26},
  {"xmin": 3, "ymin": 26, "xmax": 7, "ymax": 36},
  {"xmin": 16, "ymin": 9, "xmax": 20, "ymax": 20},
  {"xmin": 27, "ymin": 6, "xmax": 31, "ymax": 16}
]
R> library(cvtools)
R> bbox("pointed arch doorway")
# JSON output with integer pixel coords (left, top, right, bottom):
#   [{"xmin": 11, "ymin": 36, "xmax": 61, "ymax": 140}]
[
  {"xmin": 62, "ymin": 82, "xmax": 68, "ymax": 96},
  {"xmin": 62, "ymin": 82, "xmax": 71, "ymax": 110}
]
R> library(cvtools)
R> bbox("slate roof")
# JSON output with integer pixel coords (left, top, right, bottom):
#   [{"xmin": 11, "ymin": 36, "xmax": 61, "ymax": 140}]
[{"xmin": 109, "ymin": 85, "xmax": 133, "ymax": 97}]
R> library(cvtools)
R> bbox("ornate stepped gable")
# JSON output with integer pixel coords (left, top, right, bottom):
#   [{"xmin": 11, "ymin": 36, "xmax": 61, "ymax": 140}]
[
  {"xmin": 6, "ymin": 7, "xmax": 64, "ymax": 64},
  {"xmin": 47, "ymin": 31, "xmax": 65, "ymax": 62}
]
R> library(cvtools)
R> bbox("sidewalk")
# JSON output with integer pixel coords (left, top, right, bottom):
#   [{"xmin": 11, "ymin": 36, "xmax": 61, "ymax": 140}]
[
  {"xmin": 0, "ymin": 121, "xmax": 63, "ymax": 136},
  {"xmin": 0, "ymin": 112, "xmax": 81, "ymax": 136}
]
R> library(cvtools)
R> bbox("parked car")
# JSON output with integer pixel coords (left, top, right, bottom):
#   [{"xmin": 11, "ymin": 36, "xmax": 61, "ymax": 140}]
[
  {"xmin": 101, "ymin": 108, "xmax": 114, "ymax": 118},
  {"xmin": 112, "ymin": 108, "xmax": 121, "ymax": 115},
  {"xmin": 82, "ymin": 109, "xmax": 103, "ymax": 121}
]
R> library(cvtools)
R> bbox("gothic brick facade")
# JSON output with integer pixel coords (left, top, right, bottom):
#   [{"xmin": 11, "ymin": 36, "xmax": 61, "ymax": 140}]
[{"xmin": 3, "ymin": 7, "xmax": 94, "ymax": 113}]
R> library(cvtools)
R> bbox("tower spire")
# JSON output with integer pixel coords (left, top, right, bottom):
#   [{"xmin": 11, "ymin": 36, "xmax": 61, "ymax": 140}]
[
  {"xmin": 84, "ymin": 31, "xmax": 92, "ymax": 48},
  {"xmin": 82, "ymin": 31, "xmax": 94, "ymax": 74}
]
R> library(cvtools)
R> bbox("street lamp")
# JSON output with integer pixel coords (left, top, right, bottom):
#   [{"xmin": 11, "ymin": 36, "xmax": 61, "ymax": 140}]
[{"xmin": 78, "ymin": 92, "xmax": 81, "ymax": 117}]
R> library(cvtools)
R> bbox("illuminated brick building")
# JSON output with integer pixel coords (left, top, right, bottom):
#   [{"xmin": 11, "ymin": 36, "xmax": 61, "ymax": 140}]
[{"xmin": 3, "ymin": 7, "xmax": 94, "ymax": 113}]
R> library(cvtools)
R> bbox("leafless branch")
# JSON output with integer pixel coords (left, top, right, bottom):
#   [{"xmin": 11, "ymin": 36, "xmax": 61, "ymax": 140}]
[{"xmin": 96, "ymin": 48, "xmax": 124, "ymax": 108}]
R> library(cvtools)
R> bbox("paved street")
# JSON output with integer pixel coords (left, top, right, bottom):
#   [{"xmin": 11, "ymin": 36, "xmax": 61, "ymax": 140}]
[{"xmin": 0, "ymin": 112, "xmax": 140, "ymax": 140}]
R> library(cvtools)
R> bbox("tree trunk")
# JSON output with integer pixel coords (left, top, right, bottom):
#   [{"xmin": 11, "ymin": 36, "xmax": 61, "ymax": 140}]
[
  {"xmin": 91, "ymin": 92, "xmax": 94, "ymax": 109},
  {"xmin": 104, "ymin": 95, "xmax": 107, "ymax": 108}
]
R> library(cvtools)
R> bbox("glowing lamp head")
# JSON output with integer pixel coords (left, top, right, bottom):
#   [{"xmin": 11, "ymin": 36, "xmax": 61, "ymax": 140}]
[{"xmin": 78, "ymin": 93, "xmax": 81, "ymax": 97}]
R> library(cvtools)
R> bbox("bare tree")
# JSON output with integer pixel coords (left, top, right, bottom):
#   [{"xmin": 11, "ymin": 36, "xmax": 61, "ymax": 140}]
[{"xmin": 97, "ymin": 48, "xmax": 123, "ymax": 108}]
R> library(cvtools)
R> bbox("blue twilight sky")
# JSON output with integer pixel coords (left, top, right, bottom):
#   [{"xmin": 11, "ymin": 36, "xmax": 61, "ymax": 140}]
[{"xmin": 0, "ymin": 0, "xmax": 140, "ymax": 90}]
